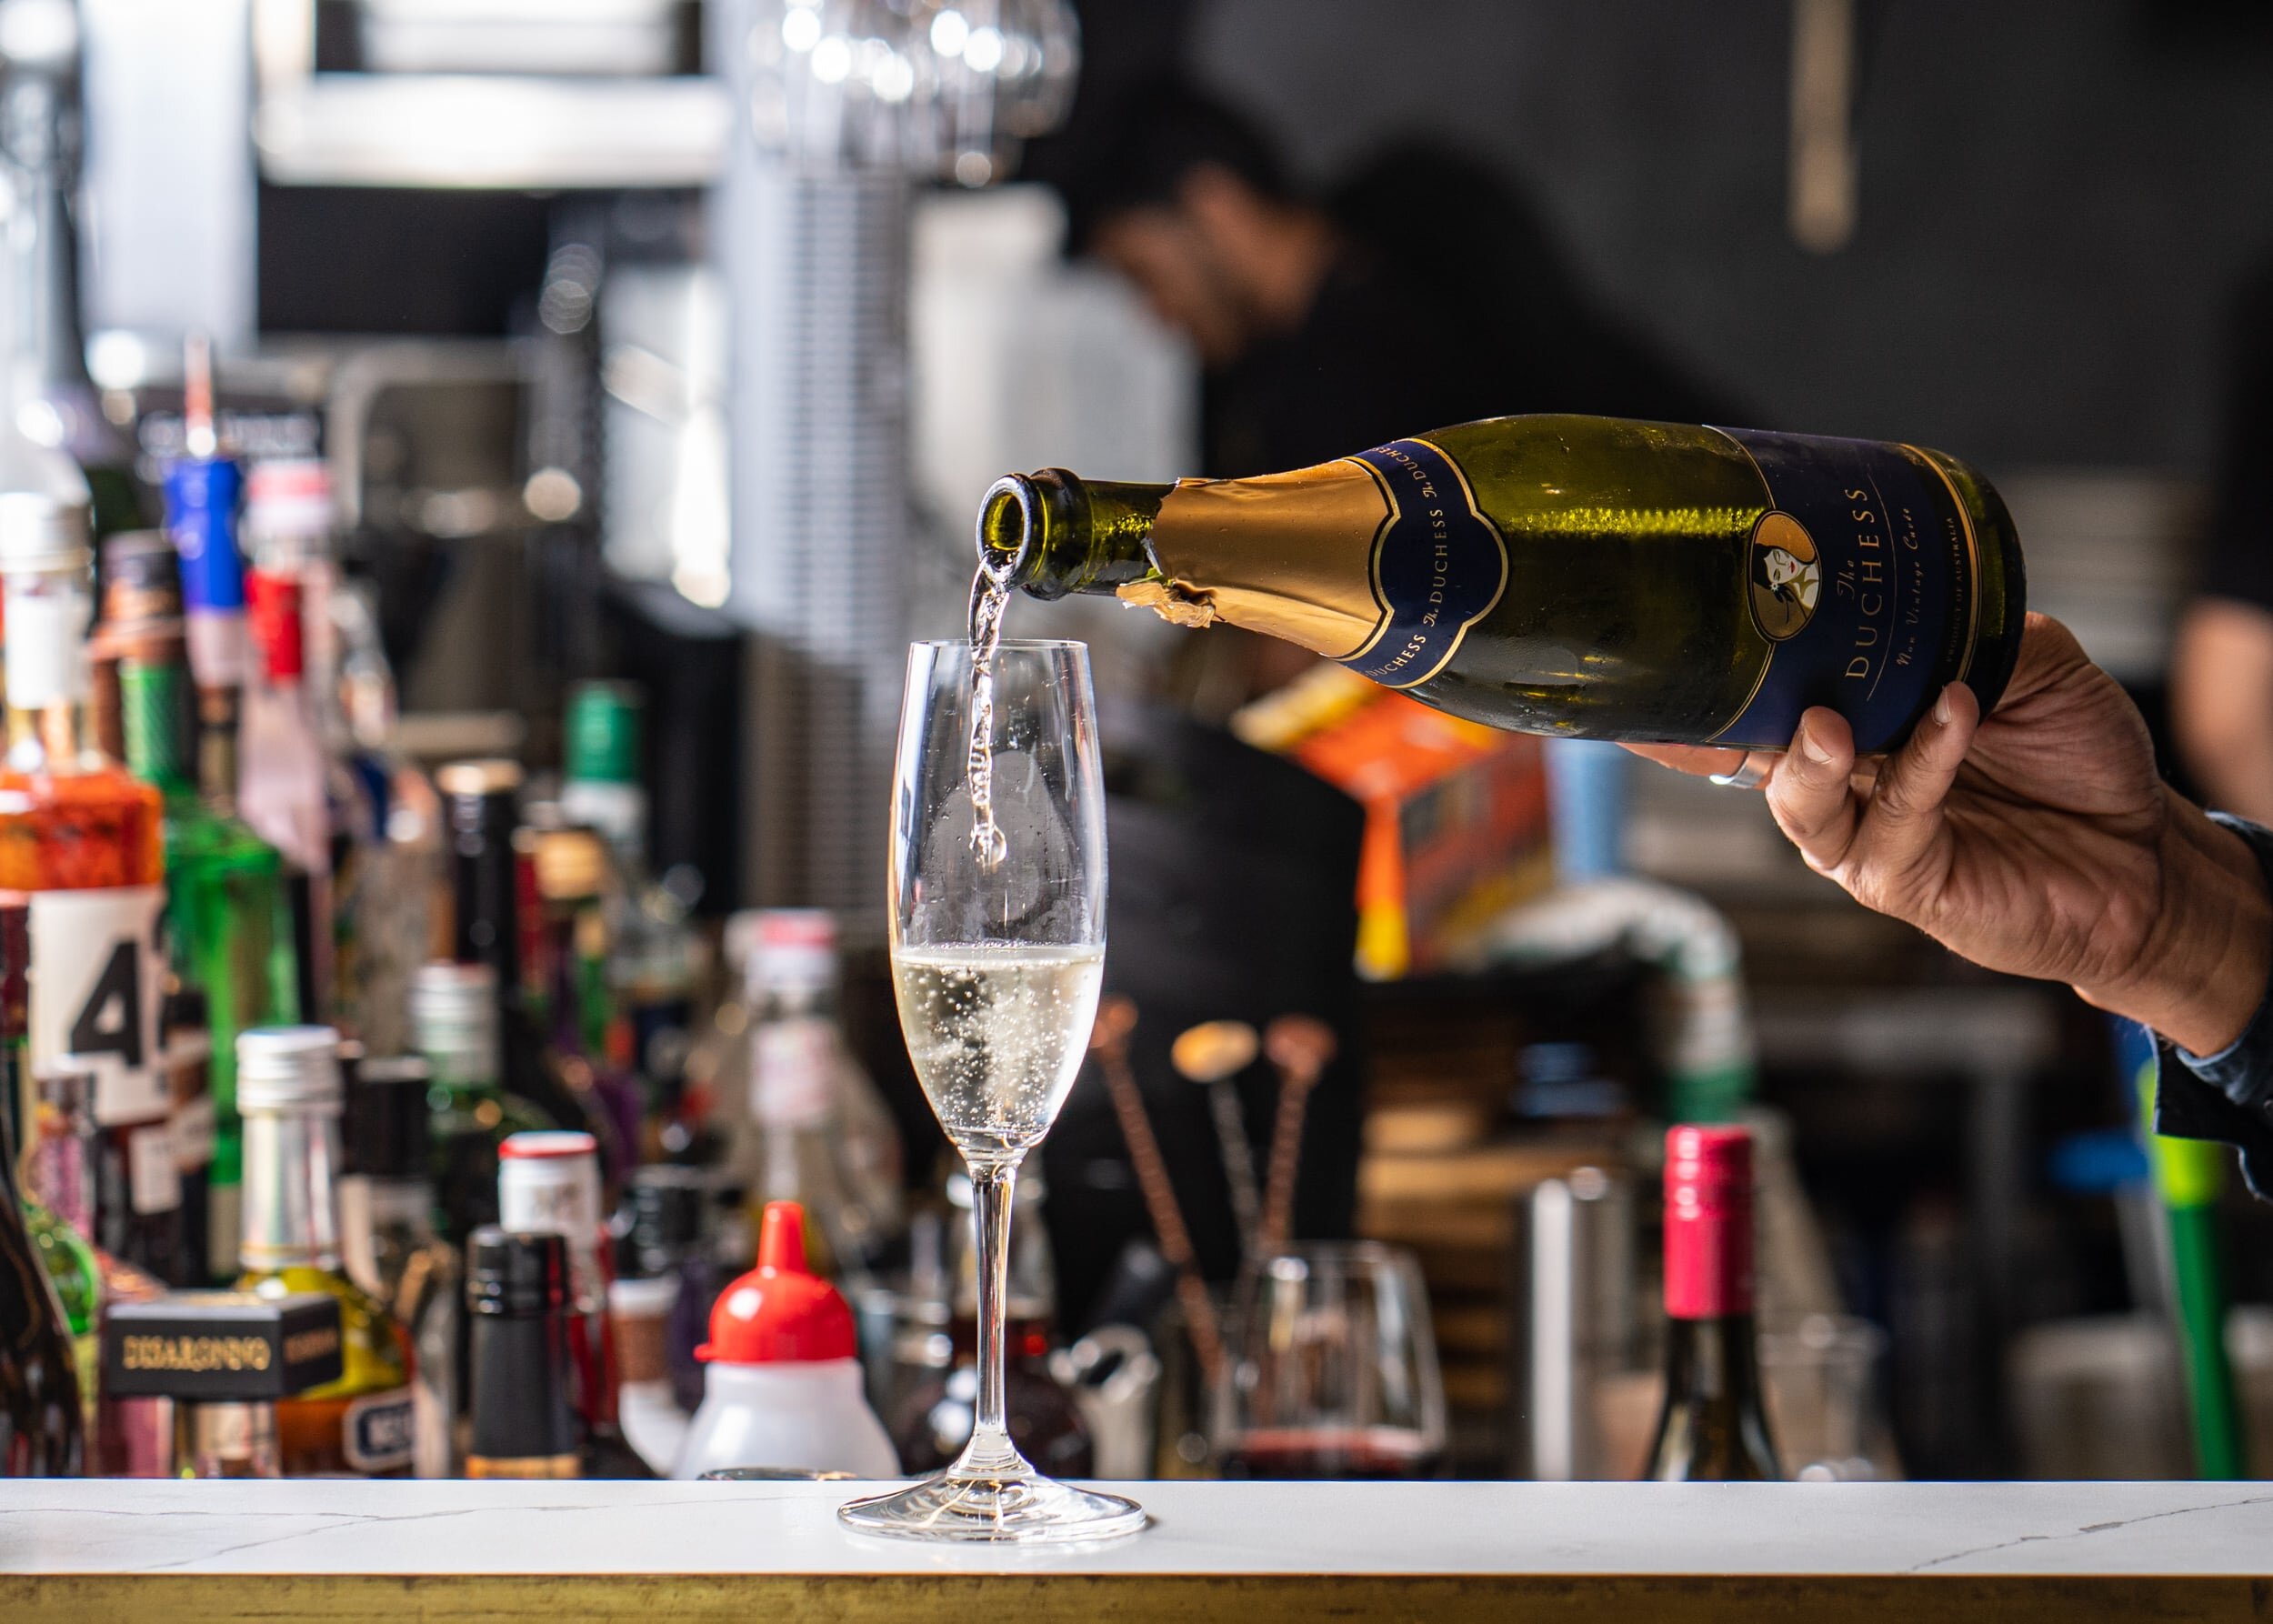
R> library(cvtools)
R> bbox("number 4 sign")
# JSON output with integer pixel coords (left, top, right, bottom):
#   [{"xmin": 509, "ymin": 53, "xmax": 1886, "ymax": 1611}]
[{"xmin": 26, "ymin": 887, "xmax": 168, "ymax": 1127}]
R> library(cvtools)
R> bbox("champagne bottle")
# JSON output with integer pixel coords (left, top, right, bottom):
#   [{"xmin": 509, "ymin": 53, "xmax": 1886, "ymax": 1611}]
[
  {"xmin": 979, "ymin": 415, "xmax": 2025, "ymax": 751},
  {"xmin": 1643, "ymin": 1125, "xmax": 1780, "ymax": 1481}
]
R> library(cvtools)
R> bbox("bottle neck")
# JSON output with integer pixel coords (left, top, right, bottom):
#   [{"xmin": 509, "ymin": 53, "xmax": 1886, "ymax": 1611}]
[
  {"xmin": 3, "ymin": 565, "xmax": 99, "ymax": 772},
  {"xmin": 450, "ymin": 805, "xmax": 522, "ymax": 991},
  {"xmin": 25, "ymin": 1098, "xmax": 94, "ymax": 1234},
  {"xmin": 978, "ymin": 470, "xmax": 1169, "ymax": 601},
  {"xmin": 363, "ymin": 1175, "xmax": 437, "ymax": 1230},
  {"xmin": 118, "ymin": 646, "xmax": 198, "ymax": 798},
  {"xmin": 239, "ymin": 1105, "xmax": 345, "ymax": 1269},
  {"xmin": 2, "ymin": 75, "xmax": 93, "ymax": 403},
  {"xmin": 419, "ymin": 1028, "xmax": 501, "ymax": 1094},
  {"xmin": 1659, "ymin": 1311, "xmax": 1767, "ymax": 1406}
]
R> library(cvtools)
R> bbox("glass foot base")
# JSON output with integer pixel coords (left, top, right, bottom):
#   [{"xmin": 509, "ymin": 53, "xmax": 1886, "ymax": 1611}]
[{"xmin": 837, "ymin": 1470, "xmax": 1147, "ymax": 1544}]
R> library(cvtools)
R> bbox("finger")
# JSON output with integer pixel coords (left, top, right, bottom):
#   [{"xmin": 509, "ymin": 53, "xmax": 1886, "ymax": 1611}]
[
  {"xmin": 1621, "ymin": 742, "xmax": 1748, "ymax": 779},
  {"xmin": 1851, "ymin": 684, "xmax": 1979, "ymax": 869},
  {"xmin": 1766, "ymin": 707, "xmax": 1862, "ymax": 872}
]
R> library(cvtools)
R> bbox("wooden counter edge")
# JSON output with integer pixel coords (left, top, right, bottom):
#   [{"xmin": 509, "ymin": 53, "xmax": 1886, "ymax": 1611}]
[{"xmin": 5, "ymin": 1570, "xmax": 2272, "ymax": 1622}]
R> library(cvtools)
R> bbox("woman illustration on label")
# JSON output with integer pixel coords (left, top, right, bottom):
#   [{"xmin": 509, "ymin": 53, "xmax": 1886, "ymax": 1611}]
[{"xmin": 1747, "ymin": 512, "xmax": 1820, "ymax": 642}]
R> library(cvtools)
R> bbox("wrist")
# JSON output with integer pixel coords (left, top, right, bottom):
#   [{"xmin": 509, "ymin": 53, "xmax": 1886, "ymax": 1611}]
[{"xmin": 2075, "ymin": 795, "xmax": 2272, "ymax": 1054}]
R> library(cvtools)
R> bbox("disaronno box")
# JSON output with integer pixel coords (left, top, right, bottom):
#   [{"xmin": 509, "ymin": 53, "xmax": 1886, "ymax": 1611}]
[{"xmin": 103, "ymin": 1290, "xmax": 343, "ymax": 1400}]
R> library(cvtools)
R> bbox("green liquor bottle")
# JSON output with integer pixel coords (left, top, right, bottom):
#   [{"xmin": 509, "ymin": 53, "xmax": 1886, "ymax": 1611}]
[
  {"xmin": 100, "ymin": 532, "xmax": 296, "ymax": 1282},
  {"xmin": 979, "ymin": 414, "xmax": 2026, "ymax": 752}
]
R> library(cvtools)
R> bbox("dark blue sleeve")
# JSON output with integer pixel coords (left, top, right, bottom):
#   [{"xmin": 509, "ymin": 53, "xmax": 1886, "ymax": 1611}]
[{"xmin": 2161, "ymin": 814, "xmax": 2273, "ymax": 1198}]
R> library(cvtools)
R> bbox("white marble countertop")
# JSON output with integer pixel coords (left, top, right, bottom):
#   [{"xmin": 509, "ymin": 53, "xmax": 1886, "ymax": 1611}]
[{"xmin": 2, "ymin": 1478, "xmax": 2270, "ymax": 1578}]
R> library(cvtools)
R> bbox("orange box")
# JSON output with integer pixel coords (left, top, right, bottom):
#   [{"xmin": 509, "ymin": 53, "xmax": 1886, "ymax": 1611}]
[{"xmin": 1236, "ymin": 667, "xmax": 1551, "ymax": 979}]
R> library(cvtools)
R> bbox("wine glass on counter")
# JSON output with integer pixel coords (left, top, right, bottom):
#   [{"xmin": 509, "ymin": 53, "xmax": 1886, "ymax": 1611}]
[
  {"xmin": 1212, "ymin": 1242, "xmax": 1447, "ymax": 1479},
  {"xmin": 837, "ymin": 638, "xmax": 1143, "ymax": 1543}
]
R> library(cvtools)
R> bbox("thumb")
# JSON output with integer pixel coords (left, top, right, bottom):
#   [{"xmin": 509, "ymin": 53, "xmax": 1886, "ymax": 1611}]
[
  {"xmin": 1765, "ymin": 707, "xmax": 1861, "ymax": 874},
  {"xmin": 1851, "ymin": 685, "xmax": 1978, "ymax": 876}
]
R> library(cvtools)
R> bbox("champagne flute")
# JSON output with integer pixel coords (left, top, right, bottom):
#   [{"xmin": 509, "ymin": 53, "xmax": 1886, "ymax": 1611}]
[{"xmin": 839, "ymin": 638, "xmax": 1144, "ymax": 1542}]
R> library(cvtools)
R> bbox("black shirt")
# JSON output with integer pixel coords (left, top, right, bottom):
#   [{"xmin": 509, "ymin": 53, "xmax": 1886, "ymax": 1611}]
[{"xmin": 1201, "ymin": 145, "xmax": 1729, "ymax": 480}]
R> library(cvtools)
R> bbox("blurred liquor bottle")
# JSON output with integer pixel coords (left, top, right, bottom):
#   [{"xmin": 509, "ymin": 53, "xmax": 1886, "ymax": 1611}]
[
  {"xmin": 621, "ymin": 1165, "xmax": 721, "ymax": 1416},
  {"xmin": 24, "ymin": 1058, "xmax": 168, "ymax": 1474},
  {"xmin": 0, "ymin": 896, "xmax": 85, "ymax": 1474},
  {"xmin": 436, "ymin": 759, "xmax": 616, "ymax": 1167},
  {"xmin": 99, "ymin": 529, "xmax": 295, "ymax": 1283},
  {"xmin": 163, "ymin": 371, "xmax": 260, "ymax": 1268},
  {"xmin": 240, "ymin": 514, "xmax": 352, "ymax": 1025},
  {"xmin": 559, "ymin": 685, "xmax": 698, "ymax": 1141},
  {"xmin": 158, "ymin": 985, "xmax": 213, "ymax": 1288},
  {"xmin": 412, "ymin": 961, "xmax": 555, "ymax": 1245},
  {"xmin": 234, "ymin": 1026, "xmax": 415, "ymax": 1478},
  {"xmin": 464, "ymin": 1228, "xmax": 579, "ymax": 1479},
  {"xmin": 336, "ymin": 1055, "xmax": 458, "ymax": 1478},
  {"xmin": 525, "ymin": 823, "xmax": 643, "ymax": 1168},
  {"xmin": 15, "ymin": 914, "xmax": 97, "ymax": 1436},
  {"xmin": 716, "ymin": 910, "xmax": 901, "ymax": 1283},
  {"xmin": 245, "ymin": 461, "xmax": 436, "ymax": 1057},
  {"xmin": 1643, "ymin": 1125, "xmax": 1781, "ymax": 1481},
  {"xmin": 497, "ymin": 1129, "xmax": 650, "ymax": 1479},
  {"xmin": 0, "ymin": 3, "xmax": 148, "ymax": 544},
  {"xmin": 101, "ymin": 1289, "xmax": 345, "ymax": 1479},
  {"xmin": 892, "ymin": 1170, "xmax": 1091, "ymax": 1479},
  {"xmin": 606, "ymin": 1274, "xmax": 686, "ymax": 1475},
  {"xmin": 499, "ymin": 1138, "xmax": 608, "ymax": 1418},
  {"xmin": 0, "ymin": 489, "xmax": 176, "ymax": 1286}
]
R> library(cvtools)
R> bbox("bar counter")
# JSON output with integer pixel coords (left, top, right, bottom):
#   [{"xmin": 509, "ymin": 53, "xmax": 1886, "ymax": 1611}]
[{"xmin": 6, "ymin": 1478, "xmax": 2273, "ymax": 1620}]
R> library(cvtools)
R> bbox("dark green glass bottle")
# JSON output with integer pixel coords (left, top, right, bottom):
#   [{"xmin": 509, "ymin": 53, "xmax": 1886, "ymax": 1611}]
[{"xmin": 980, "ymin": 415, "xmax": 2026, "ymax": 752}]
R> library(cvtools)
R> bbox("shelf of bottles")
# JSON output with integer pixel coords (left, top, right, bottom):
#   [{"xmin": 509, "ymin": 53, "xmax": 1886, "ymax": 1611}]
[{"xmin": 0, "ymin": 280, "xmax": 950, "ymax": 1479}]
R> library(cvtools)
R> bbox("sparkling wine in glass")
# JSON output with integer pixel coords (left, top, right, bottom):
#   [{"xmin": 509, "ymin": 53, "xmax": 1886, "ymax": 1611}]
[{"xmin": 838, "ymin": 637, "xmax": 1143, "ymax": 1542}]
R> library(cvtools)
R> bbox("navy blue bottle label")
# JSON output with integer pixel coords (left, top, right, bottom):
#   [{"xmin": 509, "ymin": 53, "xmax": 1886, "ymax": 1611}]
[
  {"xmin": 1338, "ymin": 438, "xmax": 1510, "ymax": 688},
  {"xmin": 1710, "ymin": 427, "xmax": 1981, "ymax": 753}
]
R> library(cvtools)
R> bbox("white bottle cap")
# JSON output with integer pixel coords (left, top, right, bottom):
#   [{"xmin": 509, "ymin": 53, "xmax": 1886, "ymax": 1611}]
[
  {"xmin": 236, "ymin": 1026, "xmax": 344, "ymax": 1112},
  {"xmin": 499, "ymin": 1130, "xmax": 605, "ymax": 1312}
]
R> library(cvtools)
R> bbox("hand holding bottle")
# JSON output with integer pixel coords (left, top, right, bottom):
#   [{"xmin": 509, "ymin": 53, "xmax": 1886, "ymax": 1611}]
[{"xmin": 1631, "ymin": 614, "xmax": 2271, "ymax": 1057}]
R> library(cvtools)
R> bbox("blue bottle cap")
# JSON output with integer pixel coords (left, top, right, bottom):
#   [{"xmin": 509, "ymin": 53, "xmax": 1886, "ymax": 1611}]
[{"xmin": 164, "ymin": 456, "xmax": 246, "ymax": 612}]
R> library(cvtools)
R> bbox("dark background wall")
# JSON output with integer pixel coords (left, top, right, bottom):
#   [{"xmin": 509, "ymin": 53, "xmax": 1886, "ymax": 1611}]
[{"xmin": 1062, "ymin": 0, "xmax": 2273, "ymax": 480}]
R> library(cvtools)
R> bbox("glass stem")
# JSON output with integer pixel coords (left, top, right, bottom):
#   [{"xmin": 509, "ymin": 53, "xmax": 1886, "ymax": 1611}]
[{"xmin": 959, "ymin": 1152, "xmax": 1025, "ymax": 1478}]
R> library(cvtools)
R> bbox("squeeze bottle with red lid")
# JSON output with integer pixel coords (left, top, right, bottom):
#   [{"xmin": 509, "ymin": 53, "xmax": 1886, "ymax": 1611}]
[{"xmin": 671, "ymin": 1201, "xmax": 897, "ymax": 1479}]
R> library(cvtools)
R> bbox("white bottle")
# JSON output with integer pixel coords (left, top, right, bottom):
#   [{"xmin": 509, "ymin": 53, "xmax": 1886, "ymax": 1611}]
[
  {"xmin": 610, "ymin": 1275, "xmax": 691, "ymax": 1476},
  {"xmin": 673, "ymin": 1199, "xmax": 898, "ymax": 1480}
]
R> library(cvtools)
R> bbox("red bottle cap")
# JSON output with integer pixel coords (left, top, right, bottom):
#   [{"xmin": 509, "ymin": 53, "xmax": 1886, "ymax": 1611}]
[
  {"xmin": 696, "ymin": 1201, "xmax": 856, "ymax": 1365},
  {"xmin": 245, "ymin": 569, "xmax": 305, "ymax": 681},
  {"xmin": 1662, "ymin": 1124, "xmax": 1755, "ymax": 1320}
]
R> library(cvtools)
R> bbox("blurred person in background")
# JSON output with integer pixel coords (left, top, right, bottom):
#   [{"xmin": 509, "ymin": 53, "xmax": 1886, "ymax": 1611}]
[
  {"xmin": 1056, "ymin": 80, "xmax": 1728, "ymax": 713},
  {"xmin": 1059, "ymin": 81, "xmax": 1726, "ymax": 481},
  {"xmin": 2172, "ymin": 262, "xmax": 2273, "ymax": 825}
]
